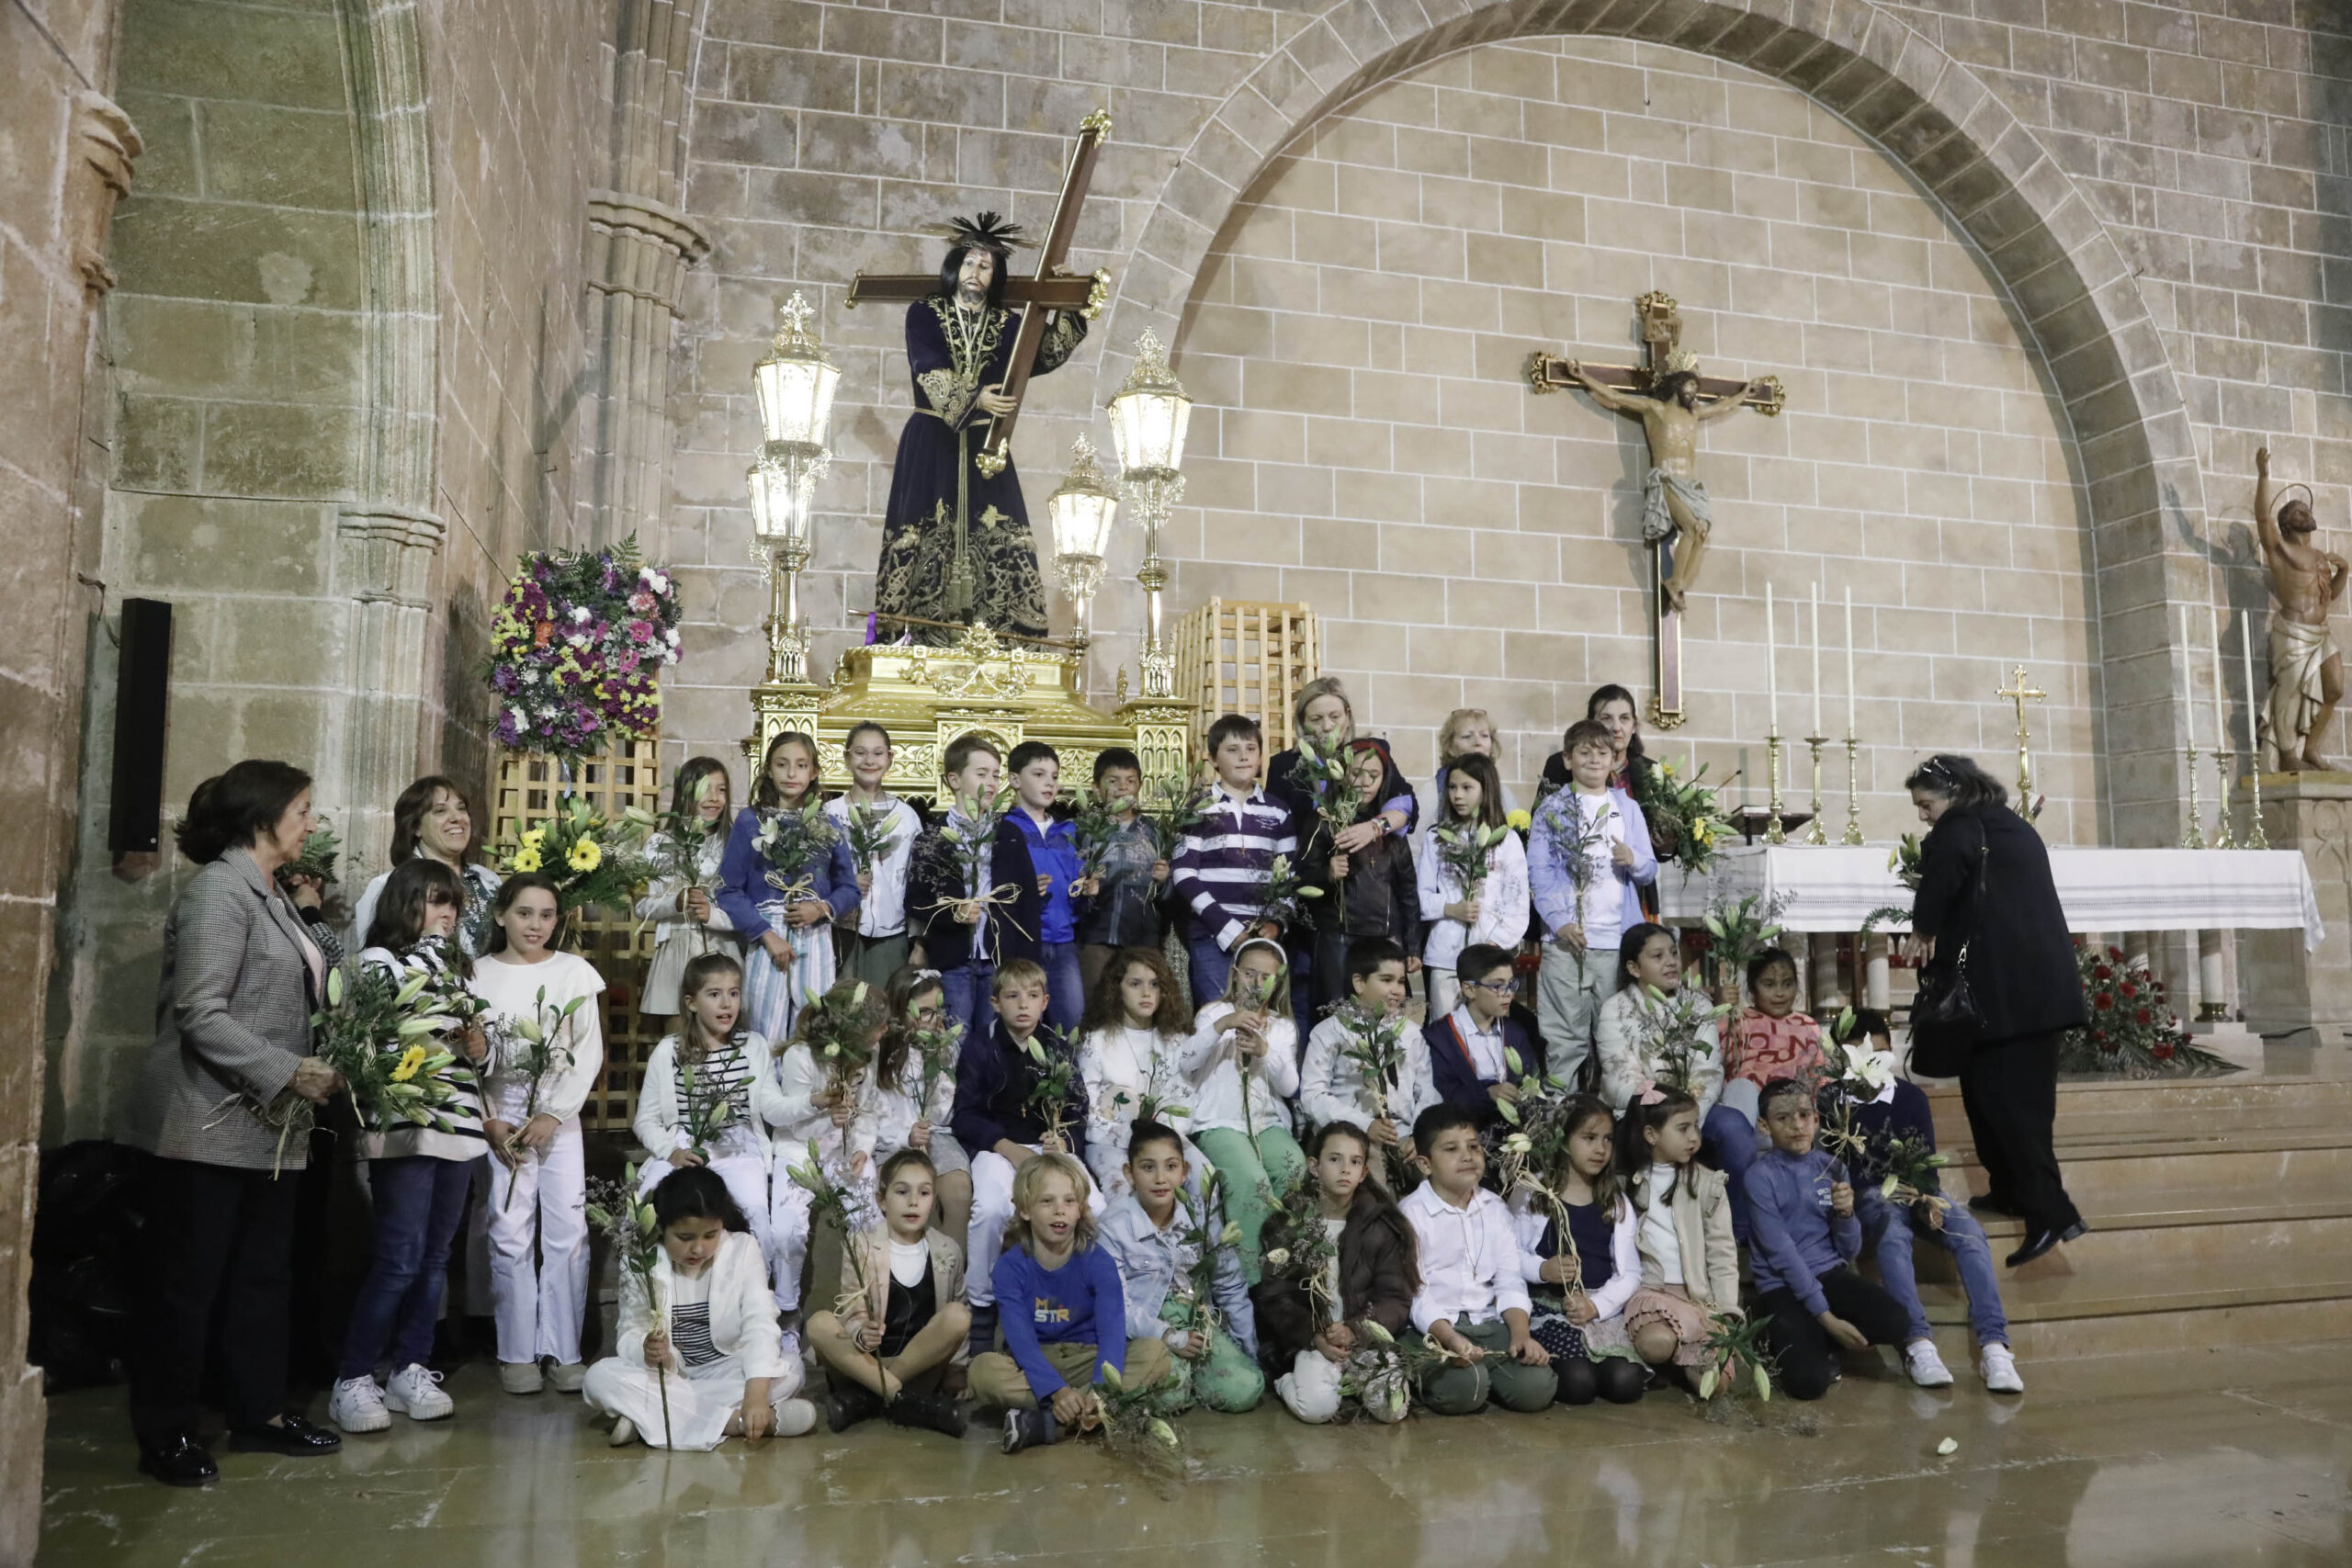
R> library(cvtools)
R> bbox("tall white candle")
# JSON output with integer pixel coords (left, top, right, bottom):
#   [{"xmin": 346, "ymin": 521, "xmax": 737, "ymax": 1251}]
[
  {"xmin": 2242, "ymin": 608, "xmax": 2259, "ymax": 762},
  {"xmin": 2209, "ymin": 603, "xmax": 2227, "ymax": 756},
  {"xmin": 1766, "ymin": 583, "xmax": 1779, "ymax": 735},
  {"xmin": 1844, "ymin": 586, "xmax": 1858, "ymax": 739},
  {"xmin": 2181, "ymin": 604, "xmax": 2199, "ymax": 749},
  {"xmin": 1810, "ymin": 581, "xmax": 1823, "ymax": 738}
]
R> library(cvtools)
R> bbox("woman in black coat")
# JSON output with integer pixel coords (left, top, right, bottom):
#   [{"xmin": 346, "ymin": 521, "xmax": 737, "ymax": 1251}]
[{"xmin": 1907, "ymin": 753, "xmax": 2086, "ymax": 1267}]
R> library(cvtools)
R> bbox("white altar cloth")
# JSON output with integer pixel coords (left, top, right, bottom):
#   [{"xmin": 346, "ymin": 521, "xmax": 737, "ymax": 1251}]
[{"xmin": 1657, "ymin": 845, "xmax": 2324, "ymax": 952}]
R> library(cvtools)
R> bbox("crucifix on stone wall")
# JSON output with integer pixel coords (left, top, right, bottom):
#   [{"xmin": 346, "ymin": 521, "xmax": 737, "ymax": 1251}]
[{"xmin": 1528, "ymin": 293, "xmax": 1786, "ymax": 728}]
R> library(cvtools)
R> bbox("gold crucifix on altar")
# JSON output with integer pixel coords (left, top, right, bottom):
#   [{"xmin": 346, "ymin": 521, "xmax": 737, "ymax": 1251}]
[
  {"xmin": 1997, "ymin": 663, "xmax": 2045, "ymax": 817},
  {"xmin": 1528, "ymin": 293, "xmax": 1786, "ymax": 728}
]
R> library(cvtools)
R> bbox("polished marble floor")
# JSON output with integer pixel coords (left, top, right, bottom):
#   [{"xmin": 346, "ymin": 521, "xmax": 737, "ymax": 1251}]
[{"xmin": 39, "ymin": 1343, "xmax": 2352, "ymax": 1567}]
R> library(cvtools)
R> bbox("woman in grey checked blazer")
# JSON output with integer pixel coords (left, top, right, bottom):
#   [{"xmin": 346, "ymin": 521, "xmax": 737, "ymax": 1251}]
[{"xmin": 124, "ymin": 759, "xmax": 347, "ymax": 1487}]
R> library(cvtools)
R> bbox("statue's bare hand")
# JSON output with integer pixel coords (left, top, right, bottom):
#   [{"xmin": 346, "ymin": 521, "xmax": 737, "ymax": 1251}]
[
  {"xmin": 2257, "ymin": 446, "xmax": 2272, "ymax": 475},
  {"xmin": 977, "ymin": 386, "xmax": 1017, "ymax": 417}
]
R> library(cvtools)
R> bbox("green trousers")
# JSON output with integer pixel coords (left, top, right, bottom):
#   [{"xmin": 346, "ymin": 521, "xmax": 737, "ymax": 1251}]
[
  {"xmin": 1190, "ymin": 1124, "xmax": 1306, "ymax": 1284},
  {"xmin": 1413, "ymin": 1315, "xmax": 1557, "ymax": 1415},
  {"xmin": 1151, "ymin": 1298, "xmax": 1264, "ymax": 1415}
]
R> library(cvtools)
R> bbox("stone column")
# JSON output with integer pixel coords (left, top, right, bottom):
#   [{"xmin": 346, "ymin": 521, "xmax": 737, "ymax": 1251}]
[
  {"xmin": 2242, "ymin": 778, "xmax": 2352, "ymax": 1043},
  {"xmin": 582, "ymin": 0, "xmax": 709, "ymax": 547},
  {"xmin": 2, "ymin": 9, "xmax": 141, "ymax": 1551}
]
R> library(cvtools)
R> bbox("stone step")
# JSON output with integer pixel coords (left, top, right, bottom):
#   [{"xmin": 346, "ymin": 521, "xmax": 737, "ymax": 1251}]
[
  {"xmin": 1905, "ymin": 1201, "xmax": 2352, "ymax": 1284},
  {"xmin": 1941, "ymin": 1129, "xmax": 2352, "ymax": 1207},
  {"xmin": 1908, "ymin": 1331, "xmax": 2352, "ymax": 1400},
  {"xmin": 1922, "ymin": 1071, "xmax": 2352, "ymax": 1146},
  {"xmin": 1918, "ymin": 1272, "xmax": 2352, "ymax": 1360}
]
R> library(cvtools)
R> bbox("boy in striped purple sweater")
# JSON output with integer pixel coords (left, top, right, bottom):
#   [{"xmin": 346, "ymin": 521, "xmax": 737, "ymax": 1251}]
[{"xmin": 1171, "ymin": 714, "xmax": 1301, "ymax": 1006}]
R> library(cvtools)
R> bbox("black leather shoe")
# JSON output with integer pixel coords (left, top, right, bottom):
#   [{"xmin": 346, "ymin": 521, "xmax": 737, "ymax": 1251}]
[
  {"xmin": 230, "ymin": 1413, "xmax": 343, "ymax": 1455},
  {"xmin": 1969, "ymin": 1195, "xmax": 2025, "ymax": 1219},
  {"xmin": 1000, "ymin": 1405, "xmax": 1058, "ymax": 1454},
  {"xmin": 138, "ymin": 1433, "xmax": 218, "ymax": 1487},
  {"xmin": 886, "ymin": 1389, "xmax": 967, "ymax": 1438},
  {"xmin": 2006, "ymin": 1226, "xmax": 2074, "ymax": 1268},
  {"xmin": 827, "ymin": 1382, "xmax": 884, "ymax": 1434}
]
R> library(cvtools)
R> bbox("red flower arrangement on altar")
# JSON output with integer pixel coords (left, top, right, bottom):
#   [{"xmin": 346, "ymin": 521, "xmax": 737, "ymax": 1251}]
[
  {"xmin": 2058, "ymin": 943, "xmax": 2232, "ymax": 1077},
  {"xmin": 487, "ymin": 536, "xmax": 682, "ymax": 761}
]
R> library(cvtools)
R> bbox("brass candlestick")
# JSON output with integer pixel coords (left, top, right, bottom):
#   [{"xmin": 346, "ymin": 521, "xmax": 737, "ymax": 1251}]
[
  {"xmin": 2211, "ymin": 745, "xmax": 2235, "ymax": 849},
  {"xmin": 1842, "ymin": 737, "xmax": 1865, "ymax": 845},
  {"xmin": 1803, "ymin": 734, "xmax": 1829, "ymax": 844},
  {"xmin": 1765, "ymin": 732, "xmax": 1788, "ymax": 845},
  {"xmin": 2245, "ymin": 761, "xmax": 2269, "ymax": 850},
  {"xmin": 2180, "ymin": 744, "xmax": 2206, "ymax": 850}
]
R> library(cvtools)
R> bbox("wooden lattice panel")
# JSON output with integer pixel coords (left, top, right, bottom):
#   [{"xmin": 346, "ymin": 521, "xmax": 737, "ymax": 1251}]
[
  {"xmin": 490, "ymin": 738, "xmax": 665, "ymax": 1132},
  {"xmin": 1172, "ymin": 598, "xmax": 1321, "ymax": 758}
]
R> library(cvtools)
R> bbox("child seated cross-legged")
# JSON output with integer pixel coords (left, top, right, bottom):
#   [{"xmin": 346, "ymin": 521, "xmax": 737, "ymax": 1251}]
[
  {"xmin": 1834, "ymin": 1030, "xmax": 2026, "ymax": 1395},
  {"xmin": 1100, "ymin": 1121, "xmax": 1263, "ymax": 1415},
  {"xmin": 1182, "ymin": 938, "xmax": 1307, "ymax": 1280},
  {"xmin": 583, "ymin": 1167, "xmax": 818, "ymax": 1449},
  {"xmin": 972, "ymin": 1153, "xmax": 1174, "ymax": 1454},
  {"xmin": 1400, "ymin": 1104, "xmax": 1556, "ymax": 1415},
  {"xmin": 1620, "ymin": 1088, "xmax": 1743, "ymax": 1380},
  {"xmin": 1250, "ymin": 1121, "xmax": 1419, "ymax": 1424},
  {"xmin": 632, "ymin": 953, "xmax": 774, "ymax": 1260},
  {"xmin": 1298, "ymin": 937, "xmax": 1437, "ymax": 1190},
  {"xmin": 1747, "ymin": 1077, "xmax": 1913, "ymax": 1401},
  {"xmin": 806, "ymin": 1149, "xmax": 971, "ymax": 1438},
  {"xmin": 1511, "ymin": 1092, "xmax": 1648, "ymax": 1406},
  {"xmin": 953, "ymin": 960, "xmax": 1101, "ymax": 1358}
]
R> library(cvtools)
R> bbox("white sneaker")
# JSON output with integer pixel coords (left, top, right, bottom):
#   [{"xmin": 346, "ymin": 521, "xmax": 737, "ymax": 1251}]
[
  {"xmin": 1982, "ymin": 1344, "xmax": 2025, "ymax": 1394},
  {"xmin": 546, "ymin": 1361, "xmax": 589, "ymax": 1394},
  {"xmin": 499, "ymin": 1360, "xmax": 544, "ymax": 1394},
  {"xmin": 1905, "ymin": 1341, "xmax": 1955, "ymax": 1389},
  {"xmin": 385, "ymin": 1363, "xmax": 453, "ymax": 1421},
  {"xmin": 330, "ymin": 1375, "xmax": 391, "ymax": 1433},
  {"xmin": 608, "ymin": 1416, "xmax": 637, "ymax": 1448},
  {"xmin": 775, "ymin": 1397, "xmax": 819, "ymax": 1438}
]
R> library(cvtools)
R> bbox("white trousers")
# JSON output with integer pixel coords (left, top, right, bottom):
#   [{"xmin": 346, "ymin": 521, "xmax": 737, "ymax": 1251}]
[
  {"xmin": 485, "ymin": 1115, "xmax": 589, "ymax": 1365},
  {"xmin": 768, "ymin": 1179, "xmax": 811, "ymax": 1314},
  {"xmin": 1274, "ymin": 1348, "xmax": 1408, "ymax": 1426},
  {"xmin": 637, "ymin": 1152, "xmax": 774, "ymax": 1262},
  {"xmin": 582, "ymin": 1351, "xmax": 805, "ymax": 1451},
  {"xmin": 967, "ymin": 1145, "xmax": 1108, "ymax": 1308}
]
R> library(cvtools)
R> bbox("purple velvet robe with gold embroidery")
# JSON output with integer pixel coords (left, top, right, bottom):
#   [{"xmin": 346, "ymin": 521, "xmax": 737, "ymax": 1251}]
[{"xmin": 872, "ymin": 296, "xmax": 1086, "ymax": 643}]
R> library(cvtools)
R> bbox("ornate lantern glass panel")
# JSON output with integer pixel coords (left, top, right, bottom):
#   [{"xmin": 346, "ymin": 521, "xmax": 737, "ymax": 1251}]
[
  {"xmin": 752, "ymin": 291, "xmax": 841, "ymax": 450},
  {"xmin": 1105, "ymin": 330, "xmax": 1192, "ymax": 479}
]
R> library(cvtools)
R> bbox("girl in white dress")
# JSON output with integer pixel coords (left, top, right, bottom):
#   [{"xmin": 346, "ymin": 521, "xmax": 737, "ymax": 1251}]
[
  {"xmin": 633, "ymin": 756, "xmax": 739, "ymax": 1020},
  {"xmin": 632, "ymin": 952, "xmax": 775, "ymax": 1264}
]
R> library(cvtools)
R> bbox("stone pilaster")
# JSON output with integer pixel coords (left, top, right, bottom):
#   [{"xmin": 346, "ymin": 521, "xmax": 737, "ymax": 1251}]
[{"xmin": 2241, "ymin": 777, "xmax": 2352, "ymax": 1044}]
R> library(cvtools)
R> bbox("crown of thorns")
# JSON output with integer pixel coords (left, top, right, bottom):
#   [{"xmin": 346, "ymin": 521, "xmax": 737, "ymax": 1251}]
[{"xmin": 939, "ymin": 211, "xmax": 1027, "ymax": 254}]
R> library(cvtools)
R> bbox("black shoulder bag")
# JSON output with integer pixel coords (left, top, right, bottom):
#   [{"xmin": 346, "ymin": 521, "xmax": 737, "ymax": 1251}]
[{"xmin": 1906, "ymin": 842, "xmax": 1987, "ymax": 1078}]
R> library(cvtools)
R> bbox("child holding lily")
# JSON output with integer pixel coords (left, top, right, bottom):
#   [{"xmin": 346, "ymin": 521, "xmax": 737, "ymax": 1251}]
[
  {"xmin": 757, "ymin": 976, "xmax": 890, "ymax": 1320},
  {"xmin": 826, "ymin": 722, "xmax": 923, "ymax": 987},
  {"xmin": 1299, "ymin": 937, "xmax": 1437, "ymax": 1189},
  {"xmin": 1594, "ymin": 924, "xmax": 1725, "ymax": 1121},
  {"xmin": 1509, "ymin": 1092, "xmax": 1647, "ymax": 1405},
  {"xmin": 1182, "ymin": 938, "xmax": 1306, "ymax": 1280},
  {"xmin": 1076, "ymin": 748, "xmax": 1172, "ymax": 997},
  {"xmin": 632, "ymin": 952, "xmax": 774, "ymax": 1258},
  {"xmin": 1401, "ymin": 1103, "xmax": 1556, "ymax": 1414},
  {"xmin": 633, "ymin": 755, "xmax": 739, "ymax": 1021},
  {"xmin": 806, "ymin": 1148, "xmax": 971, "ymax": 1438},
  {"xmin": 952, "ymin": 960, "xmax": 1100, "ymax": 1358},
  {"xmin": 469, "ymin": 873, "xmax": 605, "ymax": 1394},
  {"xmin": 1427, "ymin": 942, "xmax": 1545, "ymax": 1131},
  {"xmin": 854, "ymin": 964, "xmax": 972, "ymax": 1244},
  {"xmin": 1295, "ymin": 737, "xmax": 1424, "ymax": 1022},
  {"xmin": 328, "ymin": 858, "xmax": 494, "ymax": 1435},
  {"xmin": 1076, "ymin": 946, "xmax": 1200, "ymax": 1201},
  {"xmin": 718, "ymin": 730, "xmax": 857, "ymax": 1043},
  {"xmin": 908, "ymin": 733, "xmax": 1050, "ymax": 1043},
  {"xmin": 1416, "ymin": 751, "xmax": 1530, "ymax": 1019},
  {"xmin": 582, "ymin": 1166, "xmax": 817, "ymax": 1449},
  {"xmin": 1530, "ymin": 719, "xmax": 1657, "ymax": 1085},
  {"xmin": 1250, "ymin": 1121, "xmax": 1419, "ymax": 1424},
  {"xmin": 1100, "ymin": 1121, "xmax": 1264, "ymax": 1414}
]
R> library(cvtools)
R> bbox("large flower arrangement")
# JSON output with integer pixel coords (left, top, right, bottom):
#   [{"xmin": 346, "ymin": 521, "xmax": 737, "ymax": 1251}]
[
  {"xmin": 1632, "ymin": 758, "xmax": 1734, "ymax": 875},
  {"xmin": 488, "ymin": 536, "xmax": 682, "ymax": 760},
  {"xmin": 2058, "ymin": 944, "xmax": 2238, "ymax": 1077}
]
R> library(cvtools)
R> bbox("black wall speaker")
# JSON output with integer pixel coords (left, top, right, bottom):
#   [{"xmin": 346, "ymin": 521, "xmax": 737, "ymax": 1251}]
[{"xmin": 108, "ymin": 598, "xmax": 174, "ymax": 855}]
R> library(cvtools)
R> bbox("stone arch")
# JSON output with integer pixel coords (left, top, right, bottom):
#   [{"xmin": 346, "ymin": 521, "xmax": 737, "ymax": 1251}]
[{"xmin": 1096, "ymin": 0, "xmax": 2206, "ymax": 846}]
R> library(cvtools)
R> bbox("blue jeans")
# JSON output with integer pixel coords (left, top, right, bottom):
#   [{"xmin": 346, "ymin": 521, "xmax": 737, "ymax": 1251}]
[
  {"xmin": 1868, "ymin": 1200, "xmax": 2008, "ymax": 1347},
  {"xmin": 338, "ymin": 1154, "xmax": 477, "ymax": 1378},
  {"xmin": 1700, "ymin": 1103, "xmax": 1761, "ymax": 1244},
  {"xmin": 1187, "ymin": 933, "xmax": 1234, "ymax": 1011},
  {"xmin": 941, "ymin": 961, "xmax": 996, "ymax": 1045},
  {"xmin": 1039, "ymin": 941, "xmax": 1084, "ymax": 1040}
]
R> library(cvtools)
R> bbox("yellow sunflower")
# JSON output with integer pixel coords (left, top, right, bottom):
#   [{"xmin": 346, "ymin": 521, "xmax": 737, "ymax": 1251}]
[
  {"xmin": 568, "ymin": 838, "xmax": 603, "ymax": 873},
  {"xmin": 511, "ymin": 847, "xmax": 544, "ymax": 873},
  {"xmin": 390, "ymin": 1043, "xmax": 428, "ymax": 1083}
]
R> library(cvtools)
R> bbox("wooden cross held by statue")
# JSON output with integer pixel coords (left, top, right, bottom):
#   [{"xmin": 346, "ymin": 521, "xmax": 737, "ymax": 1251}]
[
  {"xmin": 846, "ymin": 111, "xmax": 1115, "ymax": 479},
  {"xmin": 1527, "ymin": 292, "xmax": 1786, "ymax": 729}
]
